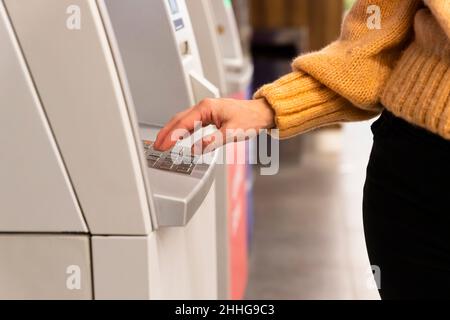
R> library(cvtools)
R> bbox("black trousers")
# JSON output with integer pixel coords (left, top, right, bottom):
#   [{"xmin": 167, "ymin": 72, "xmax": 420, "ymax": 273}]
[{"xmin": 363, "ymin": 111, "xmax": 450, "ymax": 300}]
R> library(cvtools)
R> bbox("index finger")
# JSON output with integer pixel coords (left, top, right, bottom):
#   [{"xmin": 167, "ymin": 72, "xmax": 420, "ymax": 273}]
[
  {"xmin": 154, "ymin": 106, "xmax": 208, "ymax": 151},
  {"xmin": 154, "ymin": 108, "xmax": 192, "ymax": 150}
]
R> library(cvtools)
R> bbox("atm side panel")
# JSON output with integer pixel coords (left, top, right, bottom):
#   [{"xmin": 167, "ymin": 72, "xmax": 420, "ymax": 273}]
[
  {"xmin": 0, "ymin": 235, "xmax": 92, "ymax": 300},
  {"xmin": 209, "ymin": 0, "xmax": 243, "ymax": 62},
  {"xmin": 0, "ymin": 1, "xmax": 87, "ymax": 232},
  {"xmin": 185, "ymin": 0, "xmax": 227, "ymax": 95},
  {"xmin": 91, "ymin": 236, "xmax": 159, "ymax": 300},
  {"xmin": 4, "ymin": 0, "xmax": 152, "ymax": 235}
]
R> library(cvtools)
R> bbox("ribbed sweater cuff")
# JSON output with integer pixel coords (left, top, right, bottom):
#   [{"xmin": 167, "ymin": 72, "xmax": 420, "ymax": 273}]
[{"xmin": 254, "ymin": 72, "xmax": 378, "ymax": 138}]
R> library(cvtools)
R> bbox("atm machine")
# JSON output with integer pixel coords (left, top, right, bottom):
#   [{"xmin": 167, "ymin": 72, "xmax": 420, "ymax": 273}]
[
  {"xmin": 187, "ymin": 0, "xmax": 253, "ymax": 98},
  {"xmin": 210, "ymin": 0, "xmax": 254, "ymax": 99},
  {"xmin": 0, "ymin": 0, "xmax": 220, "ymax": 299},
  {"xmin": 186, "ymin": 0, "xmax": 253, "ymax": 300}
]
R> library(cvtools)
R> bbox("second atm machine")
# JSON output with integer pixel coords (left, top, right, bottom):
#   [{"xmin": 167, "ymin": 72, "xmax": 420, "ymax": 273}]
[
  {"xmin": 186, "ymin": 0, "xmax": 253, "ymax": 300},
  {"xmin": 0, "ymin": 0, "xmax": 222, "ymax": 299}
]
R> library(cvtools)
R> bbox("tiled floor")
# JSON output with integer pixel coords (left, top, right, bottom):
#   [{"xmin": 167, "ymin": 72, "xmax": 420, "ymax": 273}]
[{"xmin": 246, "ymin": 122, "xmax": 381, "ymax": 300}]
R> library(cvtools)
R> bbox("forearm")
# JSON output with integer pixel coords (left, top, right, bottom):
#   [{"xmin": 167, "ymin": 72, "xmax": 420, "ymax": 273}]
[{"xmin": 254, "ymin": 72, "xmax": 378, "ymax": 138}]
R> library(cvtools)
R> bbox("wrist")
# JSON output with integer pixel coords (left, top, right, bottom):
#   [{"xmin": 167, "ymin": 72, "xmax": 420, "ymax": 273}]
[{"xmin": 252, "ymin": 98, "xmax": 275, "ymax": 129}]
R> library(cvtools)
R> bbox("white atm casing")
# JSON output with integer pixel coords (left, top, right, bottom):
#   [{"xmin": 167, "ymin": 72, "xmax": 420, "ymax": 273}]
[{"xmin": 0, "ymin": 0, "xmax": 220, "ymax": 299}]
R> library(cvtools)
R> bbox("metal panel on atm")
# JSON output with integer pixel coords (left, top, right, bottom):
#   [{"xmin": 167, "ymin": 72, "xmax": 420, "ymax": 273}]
[
  {"xmin": 210, "ymin": 0, "xmax": 244, "ymax": 65},
  {"xmin": 5, "ymin": 0, "xmax": 155, "ymax": 235},
  {"xmin": 210, "ymin": 0, "xmax": 253, "ymax": 96},
  {"xmin": 0, "ymin": 235, "xmax": 92, "ymax": 300},
  {"xmin": 92, "ymin": 236, "xmax": 157, "ymax": 300},
  {"xmin": 186, "ymin": 0, "xmax": 227, "ymax": 95},
  {"xmin": 0, "ymin": 2, "xmax": 87, "ymax": 232}
]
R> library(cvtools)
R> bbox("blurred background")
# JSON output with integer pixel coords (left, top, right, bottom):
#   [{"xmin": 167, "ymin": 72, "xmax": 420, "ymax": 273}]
[{"xmin": 230, "ymin": 0, "xmax": 381, "ymax": 300}]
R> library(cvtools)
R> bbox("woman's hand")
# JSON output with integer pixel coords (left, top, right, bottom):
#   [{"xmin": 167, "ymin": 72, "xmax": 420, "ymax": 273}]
[{"xmin": 153, "ymin": 98, "xmax": 275, "ymax": 152}]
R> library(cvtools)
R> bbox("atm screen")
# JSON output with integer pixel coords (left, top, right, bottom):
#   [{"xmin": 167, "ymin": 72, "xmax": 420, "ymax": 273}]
[{"xmin": 168, "ymin": 0, "xmax": 179, "ymax": 15}]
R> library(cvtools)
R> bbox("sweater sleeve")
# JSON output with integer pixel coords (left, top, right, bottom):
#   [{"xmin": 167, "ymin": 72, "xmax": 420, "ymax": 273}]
[{"xmin": 254, "ymin": 0, "xmax": 422, "ymax": 139}]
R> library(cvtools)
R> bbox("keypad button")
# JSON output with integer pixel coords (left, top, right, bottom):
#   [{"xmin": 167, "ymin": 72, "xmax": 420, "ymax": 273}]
[
  {"xmin": 176, "ymin": 164, "xmax": 193, "ymax": 174},
  {"xmin": 180, "ymin": 156, "xmax": 195, "ymax": 165},
  {"xmin": 146, "ymin": 153, "xmax": 160, "ymax": 160},
  {"xmin": 168, "ymin": 155, "xmax": 184, "ymax": 165},
  {"xmin": 147, "ymin": 151, "xmax": 162, "ymax": 158},
  {"xmin": 157, "ymin": 160, "xmax": 174, "ymax": 171},
  {"xmin": 147, "ymin": 159, "xmax": 157, "ymax": 168}
]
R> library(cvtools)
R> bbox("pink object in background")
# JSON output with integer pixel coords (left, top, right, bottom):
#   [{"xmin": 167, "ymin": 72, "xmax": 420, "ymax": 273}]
[
  {"xmin": 227, "ymin": 141, "xmax": 248, "ymax": 300},
  {"xmin": 227, "ymin": 90, "xmax": 249, "ymax": 300}
]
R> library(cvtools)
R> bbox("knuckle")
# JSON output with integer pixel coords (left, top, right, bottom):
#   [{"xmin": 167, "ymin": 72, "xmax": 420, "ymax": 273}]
[{"xmin": 199, "ymin": 98, "xmax": 214, "ymax": 108}]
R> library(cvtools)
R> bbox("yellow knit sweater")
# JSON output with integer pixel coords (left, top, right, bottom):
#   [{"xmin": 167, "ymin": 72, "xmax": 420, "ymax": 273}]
[{"xmin": 255, "ymin": 0, "xmax": 450, "ymax": 140}]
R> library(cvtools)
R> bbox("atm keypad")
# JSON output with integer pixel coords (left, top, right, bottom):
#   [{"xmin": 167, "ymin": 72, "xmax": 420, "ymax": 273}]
[
  {"xmin": 143, "ymin": 141, "xmax": 196, "ymax": 175},
  {"xmin": 176, "ymin": 164, "xmax": 193, "ymax": 174}
]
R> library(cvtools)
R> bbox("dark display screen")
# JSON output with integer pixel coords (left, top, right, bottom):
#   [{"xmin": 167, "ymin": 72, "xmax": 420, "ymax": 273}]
[{"xmin": 173, "ymin": 18, "xmax": 184, "ymax": 31}]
